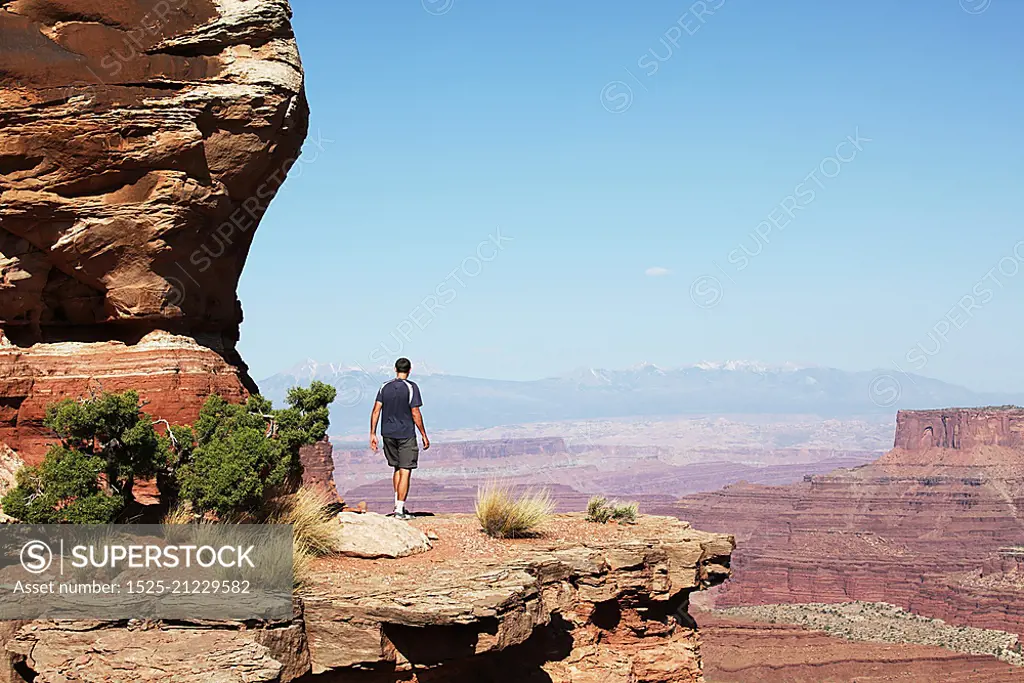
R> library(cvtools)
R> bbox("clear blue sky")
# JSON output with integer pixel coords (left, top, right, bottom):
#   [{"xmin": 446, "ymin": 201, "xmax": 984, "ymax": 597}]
[{"xmin": 237, "ymin": 0, "xmax": 1023, "ymax": 392}]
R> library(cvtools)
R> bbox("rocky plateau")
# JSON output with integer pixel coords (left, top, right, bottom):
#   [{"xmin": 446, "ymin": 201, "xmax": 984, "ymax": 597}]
[{"xmin": 0, "ymin": 514, "xmax": 736, "ymax": 682}]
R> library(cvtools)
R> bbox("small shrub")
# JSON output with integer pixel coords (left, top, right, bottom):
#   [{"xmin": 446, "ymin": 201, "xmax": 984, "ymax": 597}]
[
  {"xmin": 586, "ymin": 496, "xmax": 612, "ymax": 523},
  {"xmin": 1, "ymin": 391, "xmax": 168, "ymax": 523},
  {"xmin": 175, "ymin": 381, "xmax": 336, "ymax": 518},
  {"xmin": 44, "ymin": 390, "xmax": 169, "ymax": 498},
  {"xmin": 611, "ymin": 501, "xmax": 639, "ymax": 524},
  {"xmin": 585, "ymin": 496, "xmax": 639, "ymax": 524},
  {"xmin": 476, "ymin": 482, "xmax": 553, "ymax": 538}
]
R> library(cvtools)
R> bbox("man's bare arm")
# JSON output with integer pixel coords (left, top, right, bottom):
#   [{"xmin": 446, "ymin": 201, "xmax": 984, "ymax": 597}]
[
  {"xmin": 411, "ymin": 407, "xmax": 430, "ymax": 450},
  {"xmin": 369, "ymin": 402, "xmax": 382, "ymax": 451}
]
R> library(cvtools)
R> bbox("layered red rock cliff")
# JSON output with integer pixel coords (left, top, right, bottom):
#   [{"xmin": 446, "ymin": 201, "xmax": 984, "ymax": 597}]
[
  {"xmin": 0, "ymin": 0, "xmax": 308, "ymax": 464},
  {"xmin": 672, "ymin": 408, "xmax": 1024, "ymax": 635}
]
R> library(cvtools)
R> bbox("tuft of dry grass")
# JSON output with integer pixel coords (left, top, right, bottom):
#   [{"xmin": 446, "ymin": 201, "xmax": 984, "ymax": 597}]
[
  {"xmin": 610, "ymin": 501, "xmax": 639, "ymax": 524},
  {"xmin": 291, "ymin": 538, "xmax": 315, "ymax": 588},
  {"xmin": 162, "ymin": 502, "xmax": 197, "ymax": 525},
  {"xmin": 586, "ymin": 496, "xmax": 612, "ymax": 523},
  {"xmin": 475, "ymin": 482, "xmax": 553, "ymax": 538},
  {"xmin": 270, "ymin": 487, "xmax": 339, "ymax": 587},
  {"xmin": 586, "ymin": 496, "xmax": 639, "ymax": 524},
  {"xmin": 271, "ymin": 487, "xmax": 338, "ymax": 557}
]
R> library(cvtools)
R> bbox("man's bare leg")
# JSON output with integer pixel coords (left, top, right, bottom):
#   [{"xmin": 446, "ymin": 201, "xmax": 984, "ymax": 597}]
[{"xmin": 396, "ymin": 468, "xmax": 411, "ymax": 506}]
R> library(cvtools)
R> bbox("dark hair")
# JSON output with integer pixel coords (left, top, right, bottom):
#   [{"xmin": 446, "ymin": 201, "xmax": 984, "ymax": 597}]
[{"xmin": 395, "ymin": 358, "xmax": 412, "ymax": 373}]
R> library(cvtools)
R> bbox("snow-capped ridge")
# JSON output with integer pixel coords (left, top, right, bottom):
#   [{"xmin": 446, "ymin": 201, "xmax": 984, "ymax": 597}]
[
  {"xmin": 691, "ymin": 360, "xmax": 809, "ymax": 372},
  {"xmin": 282, "ymin": 358, "xmax": 444, "ymax": 379}
]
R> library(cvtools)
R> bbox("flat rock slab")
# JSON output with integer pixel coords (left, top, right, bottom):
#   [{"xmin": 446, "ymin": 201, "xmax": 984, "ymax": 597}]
[
  {"xmin": 332, "ymin": 512, "xmax": 433, "ymax": 559},
  {"xmin": 8, "ymin": 623, "xmax": 285, "ymax": 683},
  {"xmin": 303, "ymin": 514, "xmax": 735, "ymax": 678}
]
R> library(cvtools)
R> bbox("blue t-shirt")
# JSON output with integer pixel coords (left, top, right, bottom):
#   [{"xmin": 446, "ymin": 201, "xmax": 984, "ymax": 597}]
[{"xmin": 375, "ymin": 379, "xmax": 423, "ymax": 439}]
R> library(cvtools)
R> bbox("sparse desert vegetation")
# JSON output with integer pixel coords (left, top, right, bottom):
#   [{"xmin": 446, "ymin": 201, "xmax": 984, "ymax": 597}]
[
  {"xmin": 714, "ymin": 601, "xmax": 1024, "ymax": 667},
  {"xmin": 586, "ymin": 495, "xmax": 639, "ymax": 524},
  {"xmin": 162, "ymin": 486, "xmax": 339, "ymax": 587},
  {"xmin": 270, "ymin": 487, "xmax": 340, "ymax": 586},
  {"xmin": 475, "ymin": 482, "xmax": 553, "ymax": 538},
  {"xmin": 1, "ymin": 390, "xmax": 169, "ymax": 523},
  {"xmin": 611, "ymin": 501, "xmax": 639, "ymax": 523},
  {"xmin": 586, "ymin": 496, "xmax": 613, "ymax": 523},
  {"xmin": 1, "ymin": 382, "xmax": 338, "ymax": 524}
]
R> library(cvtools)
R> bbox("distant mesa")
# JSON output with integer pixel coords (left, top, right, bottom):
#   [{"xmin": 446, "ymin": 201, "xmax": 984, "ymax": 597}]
[{"xmin": 895, "ymin": 407, "xmax": 1024, "ymax": 451}]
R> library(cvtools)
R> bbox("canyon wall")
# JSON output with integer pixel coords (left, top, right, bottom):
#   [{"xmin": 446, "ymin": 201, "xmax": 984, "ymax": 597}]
[
  {"xmin": 674, "ymin": 408, "xmax": 1024, "ymax": 635},
  {"xmin": 0, "ymin": 0, "xmax": 308, "ymax": 463}
]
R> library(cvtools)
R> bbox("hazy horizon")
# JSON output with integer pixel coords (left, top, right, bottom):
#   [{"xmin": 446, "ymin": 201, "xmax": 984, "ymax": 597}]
[{"xmin": 259, "ymin": 356, "xmax": 1016, "ymax": 397}]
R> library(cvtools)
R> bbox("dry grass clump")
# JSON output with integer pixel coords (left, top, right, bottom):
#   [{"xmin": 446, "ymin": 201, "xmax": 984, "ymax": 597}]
[
  {"xmin": 164, "ymin": 488, "xmax": 339, "ymax": 587},
  {"xmin": 586, "ymin": 496, "xmax": 639, "ymax": 524},
  {"xmin": 476, "ymin": 482, "xmax": 553, "ymax": 538},
  {"xmin": 610, "ymin": 501, "xmax": 639, "ymax": 524},
  {"xmin": 271, "ymin": 487, "xmax": 338, "ymax": 557},
  {"xmin": 162, "ymin": 502, "xmax": 200, "ymax": 525},
  {"xmin": 270, "ymin": 487, "xmax": 339, "ymax": 586},
  {"xmin": 586, "ymin": 496, "xmax": 613, "ymax": 523},
  {"xmin": 290, "ymin": 538, "xmax": 315, "ymax": 587}
]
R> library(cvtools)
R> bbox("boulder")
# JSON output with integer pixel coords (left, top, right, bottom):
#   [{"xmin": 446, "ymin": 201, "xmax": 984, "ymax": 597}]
[{"xmin": 332, "ymin": 512, "xmax": 433, "ymax": 559}]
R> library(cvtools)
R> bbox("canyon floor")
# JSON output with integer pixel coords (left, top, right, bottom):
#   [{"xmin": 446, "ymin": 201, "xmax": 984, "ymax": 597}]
[
  {"xmin": 696, "ymin": 608, "xmax": 1022, "ymax": 682},
  {"xmin": 334, "ymin": 414, "xmax": 890, "ymax": 513}
]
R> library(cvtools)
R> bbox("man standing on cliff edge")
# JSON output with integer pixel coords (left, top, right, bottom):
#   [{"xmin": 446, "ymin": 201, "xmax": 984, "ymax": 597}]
[{"xmin": 370, "ymin": 358, "xmax": 430, "ymax": 519}]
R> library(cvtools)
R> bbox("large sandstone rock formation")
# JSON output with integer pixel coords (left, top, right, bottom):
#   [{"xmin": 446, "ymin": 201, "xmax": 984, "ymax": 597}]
[
  {"xmin": 673, "ymin": 407, "xmax": 1024, "ymax": 636},
  {"xmin": 0, "ymin": 0, "xmax": 308, "ymax": 463},
  {"xmin": 1, "ymin": 514, "xmax": 735, "ymax": 682}
]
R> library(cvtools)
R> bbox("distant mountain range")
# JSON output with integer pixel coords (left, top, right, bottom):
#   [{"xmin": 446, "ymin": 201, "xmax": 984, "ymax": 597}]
[{"xmin": 257, "ymin": 360, "xmax": 1024, "ymax": 436}]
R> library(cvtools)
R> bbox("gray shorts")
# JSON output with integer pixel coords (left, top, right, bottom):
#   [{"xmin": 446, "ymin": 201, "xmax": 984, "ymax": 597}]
[{"xmin": 383, "ymin": 437, "xmax": 419, "ymax": 470}]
